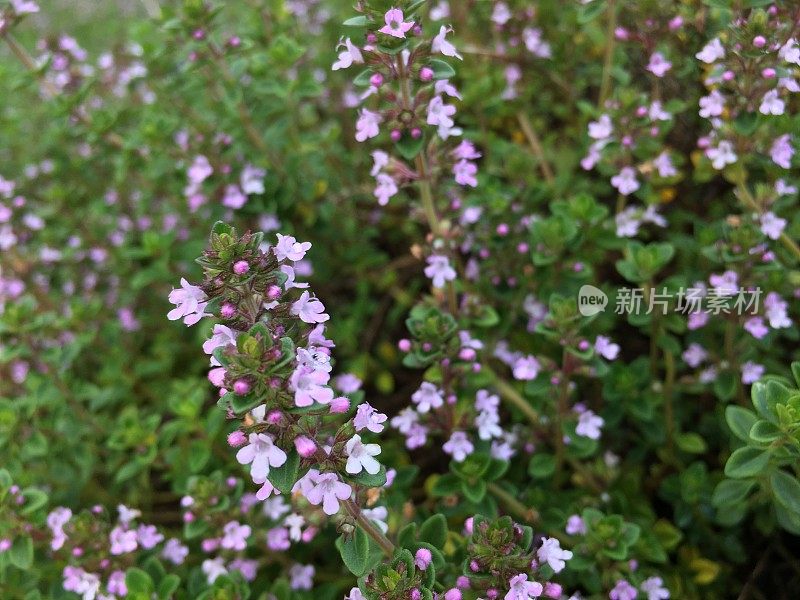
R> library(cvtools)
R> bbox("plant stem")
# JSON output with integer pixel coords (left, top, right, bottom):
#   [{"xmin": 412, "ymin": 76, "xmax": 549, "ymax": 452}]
[
  {"xmin": 516, "ymin": 112, "xmax": 555, "ymax": 185},
  {"xmin": 485, "ymin": 366, "xmax": 540, "ymax": 426},
  {"xmin": 414, "ymin": 153, "xmax": 442, "ymax": 237},
  {"xmin": 663, "ymin": 348, "xmax": 675, "ymax": 455},
  {"xmin": 343, "ymin": 499, "xmax": 395, "ymax": 557},
  {"xmin": 487, "ymin": 483, "xmax": 539, "ymax": 524},
  {"xmin": 598, "ymin": 0, "xmax": 617, "ymax": 108}
]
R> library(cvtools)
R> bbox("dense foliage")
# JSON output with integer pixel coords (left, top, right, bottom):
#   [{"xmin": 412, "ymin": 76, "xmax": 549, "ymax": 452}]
[{"xmin": 2, "ymin": 0, "xmax": 800, "ymax": 598}]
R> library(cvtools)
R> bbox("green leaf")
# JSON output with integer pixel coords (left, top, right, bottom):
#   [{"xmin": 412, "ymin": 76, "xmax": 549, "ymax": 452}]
[
  {"xmin": 749, "ymin": 420, "xmax": 782, "ymax": 444},
  {"xmin": 19, "ymin": 488, "xmax": 48, "ymax": 515},
  {"xmin": 352, "ymin": 68, "xmax": 374, "ymax": 87},
  {"xmin": 419, "ymin": 514, "xmax": 447, "ymax": 548},
  {"xmin": 712, "ymin": 479, "xmax": 755, "ymax": 507},
  {"xmin": 578, "ymin": 0, "xmax": 606, "ymax": 23},
  {"xmin": 268, "ymin": 450, "xmax": 301, "ymax": 495},
  {"xmin": 428, "ymin": 59, "xmax": 456, "ymax": 80},
  {"xmin": 461, "ymin": 478, "xmax": 486, "ymax": 503},
  {"xmin": 157, "ymin": 575, "xmax": 181, "ymax": 600},
  {"xmin": 430, "ymin": 473, "xmax": 460, "ymax": 496},
  {"xmin": 676, "ymin": 432, "xmax": 707, "ymax": 454},
  {"xmin": 395, "ymin": 131, "xmax": 426, "ymax": 160},
  {"xmin": 770, "ymin": 470, "xmax": 800, "ymax": 514},
  {"xmin": 343, "ymin": 15, "xmax": 369, "ymax": 27},
  {"xmin": 528, "ymin": 453, "xmax": 556, "ymax": 478},
  {"xmin": 714, "ymin": 371, "xmax": 737, "ymax": 401},
  {"xmin": 725, "ymin": 406, "xmax": 758, "ymax": 442},
  {"xmin": 350, "ymin": 465, "xmax": 388, "ymax": 488},
  {"xmin": 126, "ymin": 568, "xmax": 155, "ymax": 594},
  {"xmin": 724, "ymin": 447, "xmax": 770, "ymax": 479},
  {"xmin": 9, "ymin": 536, "xmax": 33, "ymax": 570},
  {"xmin": 336, "ymin": 527, "xmax": 371, "ymax": 576}
]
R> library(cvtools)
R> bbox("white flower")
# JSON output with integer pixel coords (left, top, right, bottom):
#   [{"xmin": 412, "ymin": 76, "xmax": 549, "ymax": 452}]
[
  {"xmin": 575, "ymin": 410, "xmax": 604, "ymax": 440},
  {"xmin": 696, "ymin": 38, "xmax": 725, "ymax": 63},
  {"xmin": 332, "ymin": 37, "xmax": 364, "ymax": 70},
  {"xmin": 759, "ymin": 89, "xmax": 785, "ymax": 116},
  {"xmin": 611, "ymin": 167, "xmax": 640, "ymax": 196},
  {"xmin": 412, "ymin": 382, "xmax": 445, "ymax": 413},
  {"xmin": 345, "ymin": 434, "xmax": 382, "ymax": 475},
  {"xmin": 443, "ymin": 431, "xmax": 474, "ymax": 462},
  {"xmin": 202, "ymin": 557, "xmax": 228, "ymax": 584},
  {"xmin": 432, "ymin": 26, "xmax": 462, "ymax": 60}
]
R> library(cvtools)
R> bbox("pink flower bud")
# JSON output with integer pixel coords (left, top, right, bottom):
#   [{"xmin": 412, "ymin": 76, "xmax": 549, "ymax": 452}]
[
  {"xmin": 233, "ymin": 379, "xmax": 251, "ymax": 395},
  {"xmin": 614, "ymin": 27, "xmax": 629, "ymax": 40},
  {"xmin": 762, "ymin": 67, "xmax": 776, "ymax": 79},
  {"xmin": 370, "ymin": 73, "xmax": 384, "ymax": 87},
  {"xmin": 578, "ymin": 340, "xmax": 590, "ymax": 351},
  {"xmin": 414, "ymin": 548, "xmax": 432, "ymax": 570},
  {"xmin": 330, "ymin": 396, "xmax": 350, "ymax": 413},
  {"xmin": 459, "ymin": 348, "xmax": 476, "ymax": 361},
  {"xmin": 544, "ymin": 583, "xmax": 563, "ymax": 598},
  {"xmin": 411, "ymin": 128, "xmax": 422, "ymax": 139},
  {"xmin": 636, "ymin": 106, "xmax": 648, "ymax": 117},
  {"xmin": 517, "ymin": 242, "xmax": 529, "ymax": 253},
  {"xmin": 496, "ymin": 223, "xmax": 509, "ymax": 235},
  {"xmin": 753, "ymin": 36, "xmax": 766, "ymax": 48},
  {"xmin": 398, "ymin": 339, "xmax": 412, "ymax": 352},
  {"xmin": 444, "ymin": 589, "xmax": 462, "ymax": 600},
  {"xmin": 220, "ymin": 302, "xmax": 236, "ymax": 318},
  {"xmin": 201, "ymin": 538, "xmax": 220, "ymax": 552},
  {"xmin": 266, "ymin": 284, "xmax": 282, "ymax": 300},
  {"xmin": 267, "ymin": 410, "xmax": 283, "ymax": 424},
  {"xmin": 72, "ymin": 547, "xmax": 83, "ymax": 557},
  {"xmin": 723, "ymin": 70, "xmax": 735, "ymax": 81},
  {"xmin": 0, "ymin": 539, "xmax": 10, "ymax": 552},
  {"xmin": 302, "ymin": 526, "xmax": 318, "ymax": 542},
  {"xmin": 420, "ymin": 67, "xmax": 434, "ymax": 81},
  {"xmin": 181, "ymin": 495, "xmax": 194, "ymax": 507},
  {"xmin": 294, "ymin": 435, "xmax": 317, "ymax": 458},
  {"xmin": 193, "ymin": 29, "xmax": 205, "ymax": 40},
  {"xmin": 422, "ymin": 342, "xmax": 432, "ymax": 352},
  {"xmin": 464, "ymin": 517, "xmax": 474, "ymax": 534},
  {"xmin": 183, "ymin": 512, "xmax": 195, "ymax": 523},
  {"xmin": 457, "ymin": 576, "xmax": 470, "ymax": 589},
  {"xmin": 668, "ymin": 16, "xmax": 683, "ymax": 30},
  {"xmin": 228, "ymin": 36, "xmax": 241, "ymax": 47},
  {"xmin": 487, "ymin": 589, "xmax": 498, "ymax": 599},
  {"xmin": 233, "ymin": 260, "xmax": 250, "ymax": 274},
  {"xmin": 410, "ymin": 590, "xmax": 422, "ymax": 600},
  {"xmin": 391, "ymin": 129, "xmax": 402, "ymax": 142},
  {"xmin": 226, "ymin": 432, "xmax": 246, "ymax": 450}
]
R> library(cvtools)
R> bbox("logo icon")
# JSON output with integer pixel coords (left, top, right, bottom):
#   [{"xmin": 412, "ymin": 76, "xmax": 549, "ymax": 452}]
[{"xmin": 578, "ymin": 285, "xmax": 608, "ymax": 316}]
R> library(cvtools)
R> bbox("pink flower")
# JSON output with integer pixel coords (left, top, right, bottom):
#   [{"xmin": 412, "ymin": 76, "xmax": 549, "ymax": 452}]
[
  {"xmin": 646, "ymin": 52, "xmax": 672, "ymax": 77},
  {"xmin": 291, "ymin": 366, "xmax": 334, "ymax": 407},
  {"xmin": 653, "ymin": 152, "xmax": 677, "ymax": 177},
  {"xmin": 167, "ymin": 278, "xmax": 210, "ymax": 326},
  {"xmin": 566, "ymin": 515, "xmax": 586, "ymax": 535},
  {"xmin": 576, "ymin": 410, "xmax": 604, "ymax": 439},
  {"xmin": 187, "ymin": 155, "xmax": 213, "ymax": 184},
  {"xmin": 222, "ymin": 184, "xmax": 247, "ymax": 209},
  {"xmin": 610, "ymin": 580, "xmax": 638, "ymax": 600},
  {"xmin": 588, "ymin": 114, "xmax": 613, "ymax": 140},
  {"xmin": 236, "ymin": 433, "xmax": 287, "ymax": 481},
  {"xmin": 240, "ymin": 164, "xmax": 266, "ymax": 195},
  {"xmin": 11, "ymin": 0, "xmax": 40, "ymax": 15},
  {"xmin": 640, "ymin": 577, "xmax": 669, "ymax": 600},
  {"xmin": 305, "ymin": 472, "xmax": 352, "ymax": 515},
  {"xmin": 412, "ymin": 382, "xmax": 444, "ymax": 413},
  {"xmin": 443, "ymin": 431, "xmax": 474, "ymax": 462},
  {"xmin": 760, "ymin": 211, "xmax": 787, "ymax": 240},
  {"xmin": 332, "ymin": 37, "xmax": 364, "ymax": 70},
  {"xmin": 741, "ymin": 361, "xmax": 765, "ymax": 385},
  {"xmin": 611, "ymin": 167, "xmax": 640, "ymax": 196},
  {"xmin": 289, "ymin": 563, "xmax": 315, "ymax": 590},
  {"xmin": 379, "ymin": 8, "xmax": 414, "ymax": 39},
  {"xmin": 424, "ymin": 254, "xmax": 457, "ymax": 288},
  {"xmin": 594, "ymin": 335, "xmax": 620, "ymax": 360},
  {"xmin": 698, "ymin": 90, "xmax": 724, "ymax": 118},
  {"xmin": 374, "ymin": 173, "xmax": 398, "ymax": 205},
  {"xmin": 453, "ymin": 159, "xmax": 478, "ymax": 187},
  {"xmin": 291, "ymin": 291, "xmax": 330, "ymax": 323},
  {"xmin": 706, "ymin": 141, "xmax": 737, "ymax": 170},
  {"xmin": 432, "ymin": 26, "xmax": 462, "ymax": 59},
  {"xmin": 356, "ymin": 109, "xmax": 382, "ymax": 142},
  {"xmin": 427, "ymin": 96, "xmax": 457, "ymax": 129},
  {"xmin": 759, "ymin": 90, "xmax": 785, "ymax": 116},
  {"xmin": 770, "ymin": 134, "xmax": 794, "ymax": 169},
  {"xmin": 537, "ymin": 537, "xmax": 572, "ymax": 573},
  {"xmin": 512, "ymin": 355, "xmax": 540, "ymax": 380},
  {"xmin": 162, "ymin": 538, "xmax": 189, "ymax": 565},
  {"xmin": 354, "ymin": 402, "xmax": 387, "ymax": 433},
  {"xmin": 274, "ymin": 233, "xmax": 312, "ymax": 261},
  {"xmin": 221, "ymin": 520, "xmax": 252, "ymax": 551},
  {"xmin": 744, "ymin": 317, "xmax": 769, "ymax": 339},
  {"xmin": 505, "ymin": 573, "xmax": 544, "ymax": 600},
  {"xmin": 696, "ymin": 38, "xmax": 725, "ymax": 63},
  {"xmin": 109, "ymin": 526, "xmax": 138, "ymax": 555}
]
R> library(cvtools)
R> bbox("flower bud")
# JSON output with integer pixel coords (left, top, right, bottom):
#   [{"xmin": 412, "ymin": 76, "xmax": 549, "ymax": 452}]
[
  {"xmin": 233, "ymin": 260, "xmax": 250, "ymax": 274},
  {"xmin": 469, "ymin": 560, "xmax": 480, "ymax": 572},
  {"xmin": 444, "ymin": 589, "xmax": 462, "ymax": 600},
  {"xmin": 762, "ymin": 67, "xmax": 776, "ymax": 79},
  {"xmin": 753, "ymin": 35, "xmax": 766, "ymax": 48},
  {"xmin": 330, "ymin": 396, "xmax": 350, "ymax": 413},
  {"xmin": 370, "ymin": 73, "xmax": 384, "ymax": 87},
  {"xmin": 227, "ymin": 430, "xmax": 247, "ymax": 447},
  {"xmin": 267, "ymin": 284, "xmax": 282, "ymax": 300},
  {"xmin": 202, "ymin": 538, "xmax": 220, "ymax": 552},
  {"xmin": 544, "ymin": 583, "xmax": 563, "ymax": 598},
  {"xmin": 457, "ymin": 576, "xmax": 470, "ymax": 589},
  {"xmin": 410, "ymin": 590, "xmax": 422, "ymax": 600},
  {"xmin": 517, "ymin": 242, "xmax": 529, "ymax": 253},
  {"xmin": 411, "ymin": 127, "xmax": 422, "ymax": 139},
  {"xmin": 366, "ymin": 33, "xmax": 377, "ymax": 44},
  {"xmin": 220, "ymin": 302, "xmax": 236, "ymax": 318},
  {"xmin": 496, "ymin": 223, "xmax": 509, "ymax": 235},
  {"xmin": 391, "ymin": 129, "xmax": 402, "ymax": 142},
  {"xmin": 464, "ymin": 517, "xmax": 474, "ymax": 534},
  {"xmin": 458, "ymin": 348, "xmax": 476, "ymax": 361},
  {"xmin": 233, "ymin": 379, "xmax": 251, "ymax": 395},
  {"xmin": 267, "ymin": 410, "xmax": 283, "ymax": 424},
  {"xmin": 398, "ymin": 338, "xmax": 412, "ymax": 352},
  {"xmin": 578, "ymin": 340, "xmax": 590, "ymax": 351},
  {"xmin": 294, "ymin": 435, "xmax": 317, "ymax": 458},
  {"xmin": 420, "ymin": 66, "xmax": 434, "ymax": 81},
  {"xmin": 0, "ymin": 539, "xmax": 11, "ymax": 552},
  {"xmin": 414, "ymin": 548, "xmax": 432, "ymax": 570}
]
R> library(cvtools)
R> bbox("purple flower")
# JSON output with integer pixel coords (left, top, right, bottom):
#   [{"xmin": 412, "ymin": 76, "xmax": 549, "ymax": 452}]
[
  {"xmin": 537, "ymin": 537, "xmax": 572, "ymax": 573},
  {"xmin": 236, "ymin": 433, "xmax": 287, "ymax": 482},
  {"xmin": 424, "ymin": 255, "xmax": 457, "ymax": 288},
  {"xmin": 505, "ymin": 573, "xmax": 544, "ymax": 600},
  {"xmin": 291, "ymin": 291, "xmax": 330, "ymax": 324},
  {"xmin": 770, "ymin": 134, "xmax": 794, "ymax": 169},
  {"xmin": 332, "ymin": 37, "xmax": 363, "ymax": 70},
  {"xmin": 355, "ymin": 109, "xmax": 382, "ymax": 142},
  {"xmin": 611, "ymin": 167, "xmax": 640, "ymax": 196},
  {"xmin": 162, "ymin": 538, "xmax": 189, "ymax": 564},
  {"xmin": 610, "ymin": 579, "xmax": 639, "ymax": 600},
  {"xmin": 512, "ymin": 355, "xmax": 540, "ymax": 381},
  {"xmin": 412, "ymin": 382, "xmax": 444, "ymax": 413},
  {"xmin": 354, "ymin": 402, "xmax": 388, "ymax": 433},
  {"xmin": 109, "ymin": 526, "xmax": 138, "ymax": 555},
  {"xmin": 167, "ymin": 278, "xmax": 210, "ymax": 326},
  {"xmin": 566, "ymin": 515, "xmax": 586, "ymax": 535},
  {"xmin": 646, "ymin": 52, "xmax": 672, "ymax": 77},
  {"xmin": 576, "ymin": 410, "xmax": 604, "ymax": 440},
  {"xmin": 640, "ymin": 576, "xmax": 670, "ymax": 600},
  {"xmin": 136, "ymin": 524, "xmax": 164, "ymax": 549}
]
